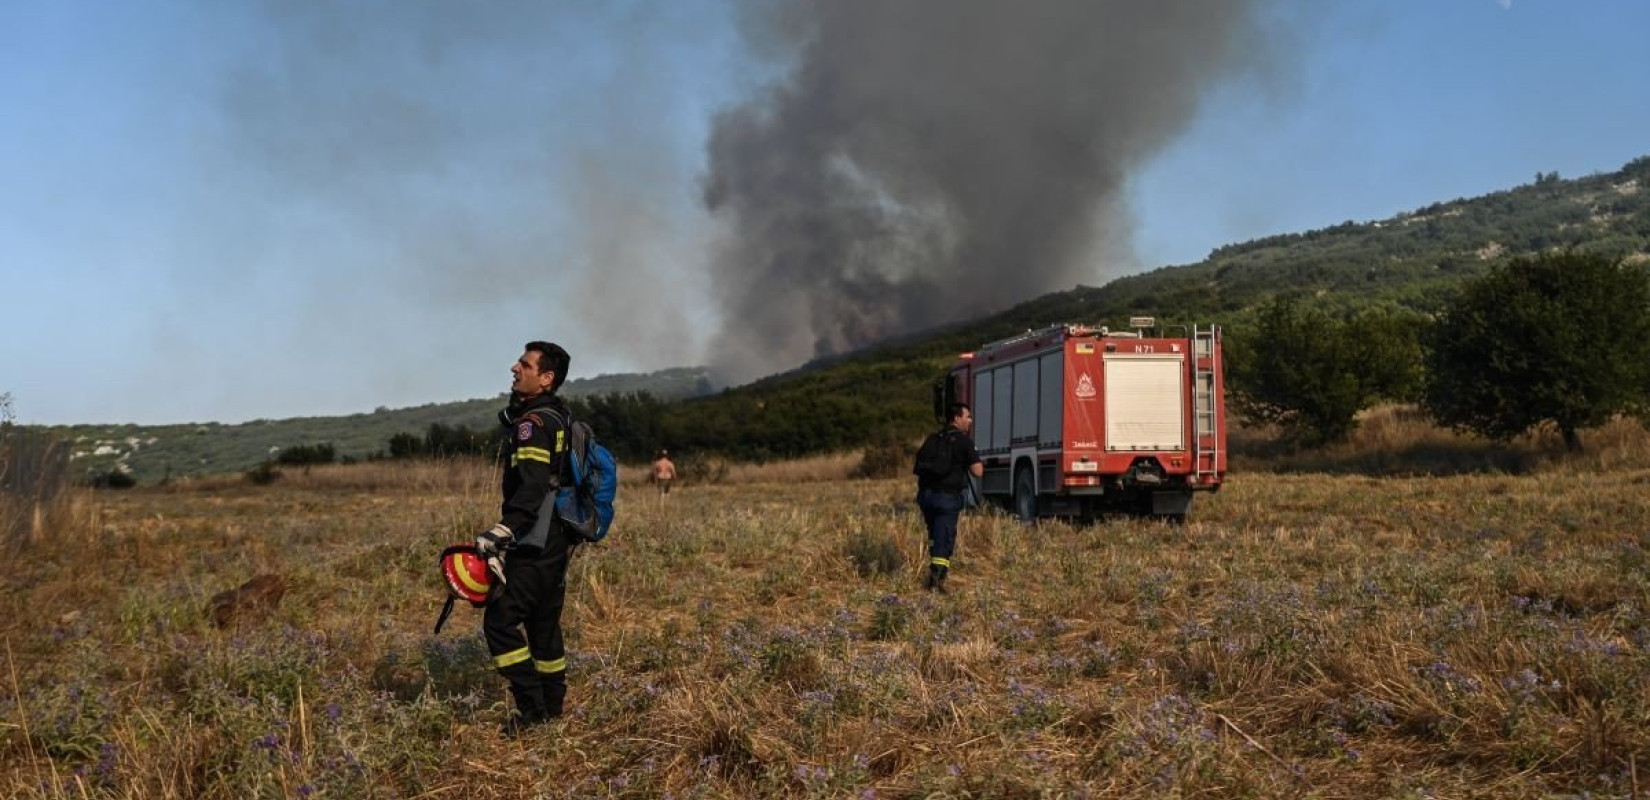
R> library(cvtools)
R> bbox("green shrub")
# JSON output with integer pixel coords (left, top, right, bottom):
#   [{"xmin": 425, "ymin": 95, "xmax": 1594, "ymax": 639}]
[
  {"xmin": 276, "ymin": 442, "xmax": 337, "ymax": 466},
  {"xmin": 89, "ymin": 468, "xmax": 137, "ymax": 489},
  {"xmin": 422, "ymin": 635, "xmax": 497, "ymax": 700},
  {"xmin": 868, "ymin": 594, "xmax": 913, "ymax": 641},
  {"xmin": 674, "ymin": 453, "xmax": 728, "ymax": 485},
  {"xmin": 853, "ymin": 435, "xmax": 912, "ymax": 479},
  {"xmin": 387, "ymin": 423, "xmax": 496, "ymax": 459},
  {"xmin": 244, "ymin": 461, "xmax": 282, "ymax": 485},
  {"xmin": 844, "ymin": 528, "xmax": 903, "ymax": 577}
]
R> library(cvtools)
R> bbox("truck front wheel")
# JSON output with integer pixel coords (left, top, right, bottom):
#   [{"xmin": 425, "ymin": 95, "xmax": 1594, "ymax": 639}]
[{"xmin": 1013, "ymin": 465, "xmax": 1036, "ymax": 524}]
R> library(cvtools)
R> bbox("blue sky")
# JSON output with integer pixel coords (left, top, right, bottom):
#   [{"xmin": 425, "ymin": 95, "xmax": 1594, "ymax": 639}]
[{"xmin": 2, "ymin": 0, "xmax": 1647, "ymax": 426}]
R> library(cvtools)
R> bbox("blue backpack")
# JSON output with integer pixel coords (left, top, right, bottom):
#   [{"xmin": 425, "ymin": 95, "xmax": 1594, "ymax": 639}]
[{"xmin": 553, "ymin": 418, "xmax": 618, "ymax": 543}]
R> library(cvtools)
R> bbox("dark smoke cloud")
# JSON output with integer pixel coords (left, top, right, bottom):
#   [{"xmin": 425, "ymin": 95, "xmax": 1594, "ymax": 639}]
[
  {"xmin": 704, "ymin": 0, "xmax": 1287, "ymax": 382},
  {"xmin": 202, "ymin": 1, "xmax": 723, "ymax": 395}
]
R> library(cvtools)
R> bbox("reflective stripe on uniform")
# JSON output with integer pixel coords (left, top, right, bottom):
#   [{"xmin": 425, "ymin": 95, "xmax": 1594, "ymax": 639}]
[
  {"xmin": 493, "ymin": 647, "xmax": 531, "ymax": 669},
  {"xmin": 930, "ymin": 557, "xmax": 951, "ymax": 567},
  {"xmin": 511, "ymin": 446, "xmax": 553, "ymax": 465},
  {"xmin": 555, "ymin": 430, "xmax": 565, "ymax": 453},
  {"xmin": 449, "ymin": 554, "xmax": 488, "ymax": 595},
  {"xmin": 533, "ymin": 657, "xmax": 566, "ymax": 674}
]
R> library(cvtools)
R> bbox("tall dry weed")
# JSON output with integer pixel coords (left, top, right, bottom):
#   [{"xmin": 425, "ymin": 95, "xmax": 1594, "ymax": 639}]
[{"xmin": 0, "ymin": 426, "xmax": 79, "ymax": 553}]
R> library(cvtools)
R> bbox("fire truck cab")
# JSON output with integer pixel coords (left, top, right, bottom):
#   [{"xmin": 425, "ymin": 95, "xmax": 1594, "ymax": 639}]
[{"xmin": 937, "ymin": 318, "xmax": 1226, "ymax": 523}]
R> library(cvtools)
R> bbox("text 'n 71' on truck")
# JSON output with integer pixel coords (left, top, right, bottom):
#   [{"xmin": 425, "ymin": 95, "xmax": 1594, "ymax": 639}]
[{"xmin": 936, "ymin": 317, "xmax": 1227, "ymax": 524}]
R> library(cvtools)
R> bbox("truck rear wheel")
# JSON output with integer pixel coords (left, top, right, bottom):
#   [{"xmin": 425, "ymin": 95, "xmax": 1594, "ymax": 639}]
[{"xmin": 1013, "ymin": 465, "xmax": 1036, "ymax": 524}]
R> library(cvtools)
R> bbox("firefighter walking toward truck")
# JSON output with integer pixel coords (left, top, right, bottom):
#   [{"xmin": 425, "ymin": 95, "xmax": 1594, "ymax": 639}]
[{"xmin": 913, "ymin": 403, "xmax": 984, "ymax": 593}]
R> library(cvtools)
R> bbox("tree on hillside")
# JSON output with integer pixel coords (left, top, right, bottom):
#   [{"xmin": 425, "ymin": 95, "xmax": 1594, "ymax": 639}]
[
  {"xmin": 568, "ymin": 392, "xmax": 668, "ymax": 461},
  {"xmin": 386, "ymin": 423, "xmax": 495, "ymax": 460},
  {"xmin": 276, "ymin": 443, "xmax": 337, "ymax": 466},
  {"xmin": 1423, "ymin": 252, "xmax": 1650, "ymax": 450},
  {"xmin": 1227, "ymin": 296, "xmax": 1424, "ymax": 445}
]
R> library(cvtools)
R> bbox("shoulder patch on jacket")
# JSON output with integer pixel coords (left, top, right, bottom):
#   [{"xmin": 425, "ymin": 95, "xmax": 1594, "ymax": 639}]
[{"xmin": 516, "ymin": 421, "xmax": 534, "ymax": 442}]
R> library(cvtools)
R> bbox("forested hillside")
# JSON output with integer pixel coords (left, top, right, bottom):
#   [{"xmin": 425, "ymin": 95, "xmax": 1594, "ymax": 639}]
[
  {"xmin": 32, "ymin": 156, "xmax": 1650, "ymax": 479},
  {"xmin": 40, "ymin": 366, "xmax": 713, "ymax": 483},
  {"xmin": 636, "ymin": 157, "xmax": 1650, "ymax": 460}
]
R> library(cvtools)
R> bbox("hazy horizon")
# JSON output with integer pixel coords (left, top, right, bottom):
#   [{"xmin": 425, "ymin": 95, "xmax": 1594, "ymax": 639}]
[{"xmin": 5, "ymin": 1, "xmax": 1648, "ymax": 425}]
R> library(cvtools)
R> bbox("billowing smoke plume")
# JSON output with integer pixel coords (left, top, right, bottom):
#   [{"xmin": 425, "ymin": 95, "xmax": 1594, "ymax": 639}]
[
  {"xmin": 705, "ymin": 0, "xmax": 1283, "ymax": 382},
  {"xmin": 201, "ymin": 1, "xmax": 721, "ymax": 406}
]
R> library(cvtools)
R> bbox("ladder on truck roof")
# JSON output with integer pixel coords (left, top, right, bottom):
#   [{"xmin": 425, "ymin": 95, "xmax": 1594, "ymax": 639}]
[{"xmin": 1191, "ymin": 325, "xmax": 1220, "ymax": 482}]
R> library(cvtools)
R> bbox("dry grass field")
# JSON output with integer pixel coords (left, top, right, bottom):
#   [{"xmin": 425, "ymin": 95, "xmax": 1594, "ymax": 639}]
[{"xmin": 3, "ymin": 419, "xmax": 1649, "ymax": 799}]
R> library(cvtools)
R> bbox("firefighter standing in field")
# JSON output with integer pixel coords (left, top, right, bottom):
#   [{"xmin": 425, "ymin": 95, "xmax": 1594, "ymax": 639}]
[
  {"xmin": 915, "ymin": 403, "xmax": 983, "ymax": 594},
  {"xmin": 475, "ymin": 340, "xmax": 578, "ymax": 735}
]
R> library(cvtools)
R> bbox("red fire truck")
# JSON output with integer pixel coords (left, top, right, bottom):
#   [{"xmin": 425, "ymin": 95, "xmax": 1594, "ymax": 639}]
[{"xmin": 935, "ymin": 317, "xmax": 1226, "ymax": 522}]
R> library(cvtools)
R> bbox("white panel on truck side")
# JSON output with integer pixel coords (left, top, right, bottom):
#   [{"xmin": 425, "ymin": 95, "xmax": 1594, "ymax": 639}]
[{"xmin": 1103, "ymin": 354, "xmax": 1185, "ymax": 450}]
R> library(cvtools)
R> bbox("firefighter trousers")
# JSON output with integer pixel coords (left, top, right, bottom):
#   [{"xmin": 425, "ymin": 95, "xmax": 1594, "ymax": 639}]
[
  {"xmin": 917, "ymin": 487, "xmax": 963, "ymax": 568},
  {"xmin": 484, "ymin": 541, "xmax": 572, "ymax": 719}
]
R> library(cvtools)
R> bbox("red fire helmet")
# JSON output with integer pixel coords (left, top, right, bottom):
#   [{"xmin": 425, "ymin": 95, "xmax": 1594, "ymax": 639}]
[{"xmin": 440, "ymin": 544, "xmax": 492, "ymax": 607}]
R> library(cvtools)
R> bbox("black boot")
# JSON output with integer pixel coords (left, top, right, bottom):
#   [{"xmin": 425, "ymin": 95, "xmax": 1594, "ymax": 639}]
[
  {"xmin": 501, "ymin": 674, "xmax": 549, "ymax": 738},
  {"xmin": 542, "ymin": 671, "xmax": 566, "ymax": 719},
  {"xmin": 924, "ymin": 564, "xmax": 938, "ymax": 591},
  {"xmin": 934, "ymin": 565, "xmax": 949, "ymax": 595}
]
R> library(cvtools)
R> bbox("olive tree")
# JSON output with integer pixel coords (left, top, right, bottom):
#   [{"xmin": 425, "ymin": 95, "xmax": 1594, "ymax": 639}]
[
  {"xmin": 1423, "ymin": 252, "xmax": 1650, "ymax": 450},
  {"xmin": 1227, "ymin": 296, "xmax": 1423, "ymax": 445}
]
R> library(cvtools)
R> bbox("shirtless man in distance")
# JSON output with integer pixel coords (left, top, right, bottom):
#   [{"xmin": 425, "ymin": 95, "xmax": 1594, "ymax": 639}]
[{"xmin": 651, "ymin": 450, "xmax": 677, "ymax": 501}]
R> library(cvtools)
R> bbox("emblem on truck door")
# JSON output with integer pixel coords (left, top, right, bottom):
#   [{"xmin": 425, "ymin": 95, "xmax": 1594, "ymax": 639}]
[{"xmin": 1075, "ymin": 373, "xmax": 1097, "ymax": 399}]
